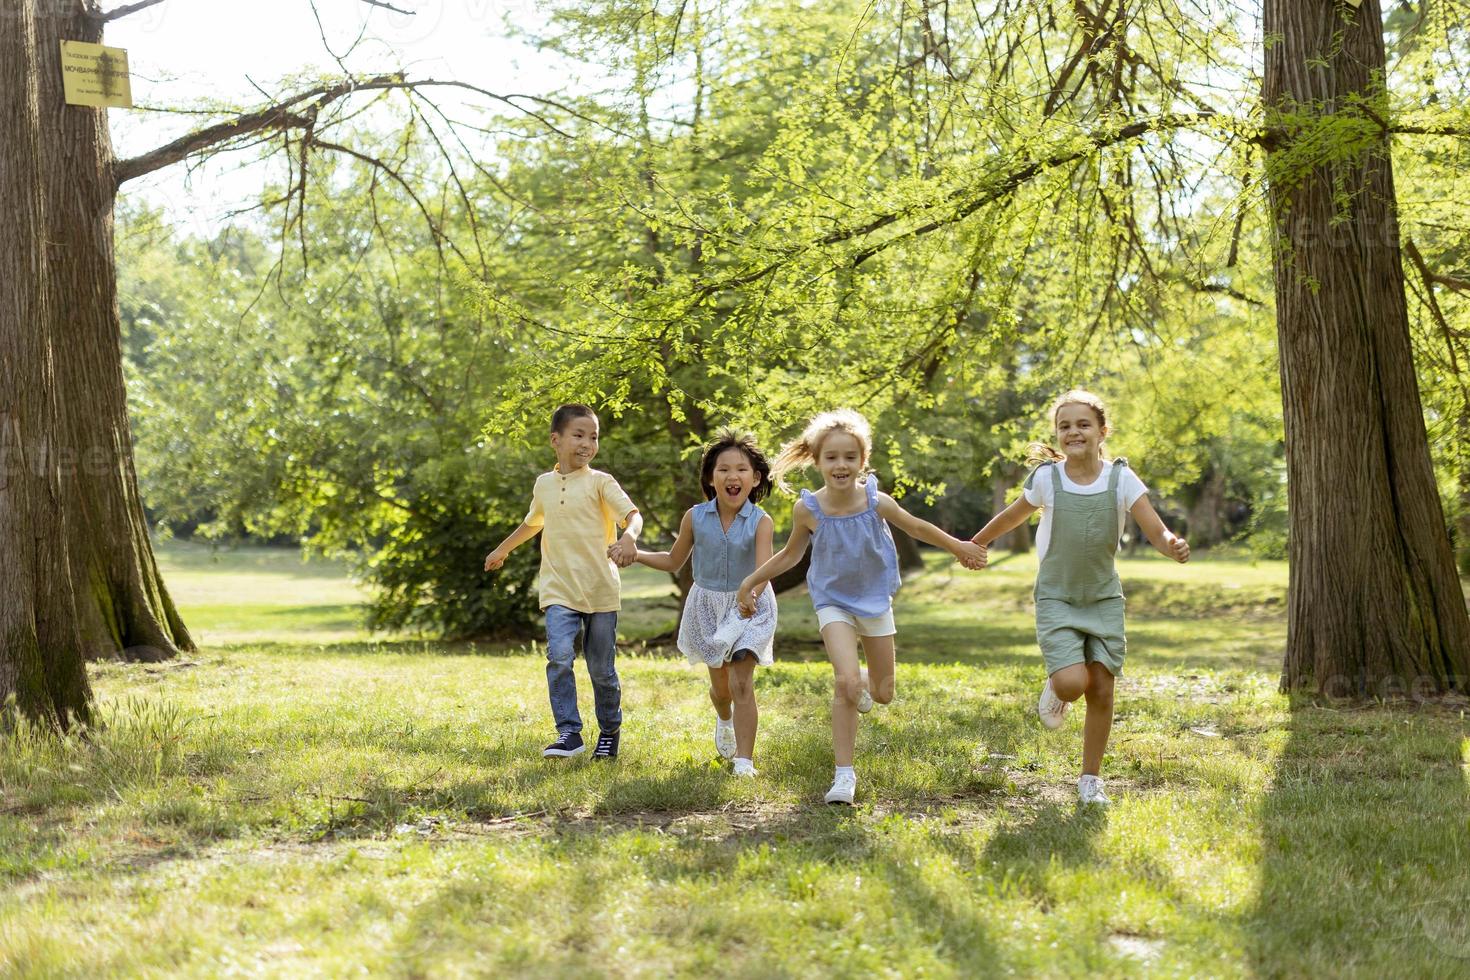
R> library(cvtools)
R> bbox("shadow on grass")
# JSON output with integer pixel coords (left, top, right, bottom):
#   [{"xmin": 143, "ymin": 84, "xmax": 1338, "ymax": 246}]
[
  {"xmin": 386, "ymin": 805, "xmax": 1011, "ymax": 974},
  {"xmin": 1250, "ymin": 700, "xmax": 1470, "ymax": 976}
]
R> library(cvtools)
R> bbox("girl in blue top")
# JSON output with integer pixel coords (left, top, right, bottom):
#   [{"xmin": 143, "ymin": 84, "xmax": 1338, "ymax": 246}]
[
  {"xmin": 636, "ymin": 429, "xmax": 777, "ymax": 777},
  {"xmin": 739, "ymin": 410, "xmax": 986, "ymax": 804}
]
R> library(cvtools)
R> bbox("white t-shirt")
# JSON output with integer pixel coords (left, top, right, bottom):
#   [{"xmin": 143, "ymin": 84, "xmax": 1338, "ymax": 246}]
[{"xmin": 1022, "ymin": 460, "xmax": 1149, "ymax": 564}]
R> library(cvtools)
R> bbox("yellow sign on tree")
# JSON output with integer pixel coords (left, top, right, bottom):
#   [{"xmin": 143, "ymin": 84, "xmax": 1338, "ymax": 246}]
[{"xmin": 60, "ymin": 40, "xmax": 132, "ymax": 109}]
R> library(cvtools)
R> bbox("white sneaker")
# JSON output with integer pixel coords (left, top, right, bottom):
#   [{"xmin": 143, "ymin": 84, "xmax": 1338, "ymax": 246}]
[
  {"xmin": 714, "ymin": 716, "xmax": 736, "ymax": 759},
  {"xmin": 1078, "ymin": 775, "xmax": 1111, "ymax": 806},
  {"xmin": 857, "ymin": 668, "xmax": 873, "ymax": 714},
  {"xmin": 824, "ymin": 770, "xmax": 857, "ymax": 805},
  {"xmin": 732, "ymin": 758, "xmax": 757, "ymax": 778},
  {"xmin": 710, "ymin": 608, "xmax": 746, "ymax": 655},
  {"xmin": 1037, "ymin": 677, "xmax": 1070, "ymax": 729}
]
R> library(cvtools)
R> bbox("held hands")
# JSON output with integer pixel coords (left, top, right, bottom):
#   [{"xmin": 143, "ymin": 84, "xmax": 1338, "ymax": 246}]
[
  {"xmin": 954, "ymin": 540, "xmax": 987, "ymax": 570},
  {"xmin": 737, "ymin": 579, "xmax": 760, "ymax": 618},
  {"xmin": 483, "ymin": 550, "xmax": 507, "ymax": 572},
  {"xmin": 1168, "ymin": 534, "xmax": 1191, "ymax": 563},
  {"xmin": 606, "ymin": 533, "xmax": 638, "ymax": 568}
]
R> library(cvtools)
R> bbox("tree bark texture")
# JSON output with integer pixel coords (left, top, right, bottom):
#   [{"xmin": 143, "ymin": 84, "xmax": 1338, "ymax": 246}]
[
  {"xmin": 1, "ymin": 1, "xmax": 192, "ymax": 726},
  {"xmin": 1264, "ymin": 0, "xmax": 1470, "ymax": 695},
  {"xmin": 0, "ymin": 0, "xmax": 92, "ymax": 727}
]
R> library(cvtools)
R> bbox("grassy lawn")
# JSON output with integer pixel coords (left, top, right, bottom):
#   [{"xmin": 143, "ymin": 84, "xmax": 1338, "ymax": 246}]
[{"xmin": 3, "ymin": 542, "xmax": 1468, "ymax": 976}]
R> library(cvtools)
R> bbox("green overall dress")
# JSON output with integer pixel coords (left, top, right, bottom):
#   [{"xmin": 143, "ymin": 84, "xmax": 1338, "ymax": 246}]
[{"xmin": 1027, "ymin": 458, "xmax": 1129, "ymax": 677}]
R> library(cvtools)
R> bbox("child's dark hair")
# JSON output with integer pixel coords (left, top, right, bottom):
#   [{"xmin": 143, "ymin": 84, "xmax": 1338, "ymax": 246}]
[
  {"xmin": 699, "ymin": 427, "xmax": 772, "ymax": 503},
  {"xmin": 550, "ymin": 403, "xmax": 597, "ymax": 434}
]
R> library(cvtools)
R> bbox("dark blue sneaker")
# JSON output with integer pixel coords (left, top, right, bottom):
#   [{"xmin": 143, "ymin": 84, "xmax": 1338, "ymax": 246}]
[
  {"xmin": 592, "ymin": 730, "xmax": 620, "ymax": 759},
  {"xmin": 543, "ymin": 731, "xmax": 585, "ymax": 758}
]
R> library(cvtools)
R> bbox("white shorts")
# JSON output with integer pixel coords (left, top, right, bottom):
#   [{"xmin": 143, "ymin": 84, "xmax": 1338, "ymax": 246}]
[{"xmin": 816, "ymin": 605, "xmax": 896, "ymax": 637}]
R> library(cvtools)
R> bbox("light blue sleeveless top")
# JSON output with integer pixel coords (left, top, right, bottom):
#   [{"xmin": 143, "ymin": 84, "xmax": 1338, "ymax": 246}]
[
  {"xmin": 800, "ymin": 477, "xmax": 901, "ymax": 617},
  {"xmin": 690, "ymin": 498, "xmax": 767, "ymax": 592}
]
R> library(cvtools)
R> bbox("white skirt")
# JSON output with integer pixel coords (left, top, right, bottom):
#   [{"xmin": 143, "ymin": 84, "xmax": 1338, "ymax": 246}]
[{"xmin": 677, "ymin": 582, "xmax": 777, "ymax": 668}]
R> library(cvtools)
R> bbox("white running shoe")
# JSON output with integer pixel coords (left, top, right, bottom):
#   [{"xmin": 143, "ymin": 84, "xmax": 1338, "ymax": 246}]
[
  {"xmin": 857, "ymin": 668, "xmax": 874, "ymax": 714},
  {"xmin": 824, "ymin": 770, "xmax": 857, "ymax": 805},
  {"xmin": 1078, "ymin": 774, "xmax": 1111, "ymax": 806},
  {"xmin": 1037, "ymin": 677, "xmax": 1070, "ymax": 729},
  {"xmin": 714, "ymin": 716, "xmax": 737, "ymax": 759},
  {"xmin": 732, "ymin": 758, "xmax": 757, "ymax": 778}
]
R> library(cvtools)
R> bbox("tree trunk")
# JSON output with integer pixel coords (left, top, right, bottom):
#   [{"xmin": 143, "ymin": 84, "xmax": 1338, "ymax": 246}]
[
  {"xmin": 1186, "ymin": 464, "xmax": 1227, "ymax": 549},
  {"xmin": 1265, "ymin": 0, "xmax": 1470, "ymax": 696},
  {"xmin": 893, "ymin": 526, "xmax": 924, "ymax": 572},
  {"xmin": 0, "ymin": 1, "xmax": 192, "ymax": 726},
  {"xmin": 1458, "ymin": 406, "xmax": 1470, "ymax": 577},
  {"xmin": 0, "ymin": 0, "xmax": 92, "ymax": 728},
  {"xmin": 991, "ymin": 467, "xmax": 1031, "ymax": 553}
]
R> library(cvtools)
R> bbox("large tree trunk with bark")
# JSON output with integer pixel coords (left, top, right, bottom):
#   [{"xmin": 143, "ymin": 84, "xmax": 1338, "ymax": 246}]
[
  {"xmin": 1, "ymin": 0, "xmax": 192, "ymax": 726},
  {"xmin": 1265, "ymin": 0, "xmax": 1470, "ymax": 696},
  {"xmin": 0, "ymin": 1, "xmax": 92, "ymax": 728}
]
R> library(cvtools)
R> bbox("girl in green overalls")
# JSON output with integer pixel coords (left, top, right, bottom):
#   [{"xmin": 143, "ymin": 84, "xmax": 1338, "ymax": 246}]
[{"xmin": 970, "ymin": 390, "xmax": 1189, "ymax": 805}]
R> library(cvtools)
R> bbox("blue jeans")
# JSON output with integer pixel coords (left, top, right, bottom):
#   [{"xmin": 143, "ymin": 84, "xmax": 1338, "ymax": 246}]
[{"xmin": 544, "ymin": 605, "xmax": 621, "ymax": 735}]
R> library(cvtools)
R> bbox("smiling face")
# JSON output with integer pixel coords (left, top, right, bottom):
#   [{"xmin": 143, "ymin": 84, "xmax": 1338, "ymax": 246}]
[
  {"xmin": 1054, "ymin": 402, "xmax": 1106, "ymax": 463},
  {"xmin": 550, "ymin": 415, "xmax": 599, "ymax": 472},
  {"xmin": 815, "ymin": 430, "xmax": 866, "ymax": 491},
  {"xmin": 708, "ymin": 447, "xmax": 760, "ymax": 510}
]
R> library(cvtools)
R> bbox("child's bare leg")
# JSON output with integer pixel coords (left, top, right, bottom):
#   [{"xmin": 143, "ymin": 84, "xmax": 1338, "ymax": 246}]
[
  {"xmin": 708, "ymin": 665, "xmax": 733, "ymax": 721},
  {"xmin": 859, "ymin": 634, "xmax": 896, "ymax": 704},
  {"xmin": 1049, "ymin": 662, "xmax": 1090, "ymax": 702},
  {"xmin": 728, "ymin": 656, "xmax": 759, "ymax": 759},
  {"xmin": 822, "ymin": 622, "xmax": 863, "ymax": 767},
  {"xmin": 1081, "ymin": 661, "xmax": 1116, "ymax": 776}
]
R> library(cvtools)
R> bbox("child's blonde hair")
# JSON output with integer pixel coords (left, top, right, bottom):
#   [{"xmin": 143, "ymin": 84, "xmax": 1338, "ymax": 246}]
[
  {"xmin": 1025, "ymin": 389, "xmax": 1110, "ymax": 466},
  {"xmin": 770, "ymin": 409, "xmax": 874, "ymax": 492}
]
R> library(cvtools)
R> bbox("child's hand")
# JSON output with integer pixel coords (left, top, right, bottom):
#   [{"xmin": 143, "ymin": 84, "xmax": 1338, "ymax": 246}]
[
  {"xmin": 608, "ymin": 534, "xmax": 638, "ymax": 567},
  {"xmin": 954, "ymin": 540, "xmax": 987, "ymax": 570},
  {"xmin": 484, "ymin": 550, "xmax": 506, "ymax": 572},
  {"xmin": 737, "ymin": 581, "xmax": 759, "ymax": 618},
  {"xmin": 1169, "ymin": 534, "xmax": 1190, "ymax": 563}
]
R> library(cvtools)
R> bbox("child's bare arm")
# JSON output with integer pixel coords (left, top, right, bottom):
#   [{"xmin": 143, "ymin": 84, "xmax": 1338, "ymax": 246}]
[
  {"xmin": 971, "ymin": 497, "xmax": 1040, "ymax": 549},
  {"xmin": 876, "ymin": 493, "xmax": 986, "ymax": 568},
  {"xmin": 737, "ymin": 504, "xmax": 815, "ymax": 613},
  {"xmin": 635, "ymin": 509, "xmax": 695, "ymax": 573},
  {"xmin": 608, "ymin": 509, "xmax": 643, "ymax": 567},
  {"xmin": 754, "ymin": 514, "xmax": 775, "ymax": 567},
  {"xmin": 1129, "ymin": 496, "xmax": 1190, "ymax": 562},
  {"xmin": 484, "ymin": 522, "xmax": 541, "ymax": 571}
]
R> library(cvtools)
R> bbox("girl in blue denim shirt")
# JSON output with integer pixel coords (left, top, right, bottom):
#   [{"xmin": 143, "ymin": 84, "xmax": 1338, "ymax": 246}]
[
  {"xmin": 636, "ymin": 429, "xmax": 777, "ymax": 777},
  {"xmin": 739, "ymin": 410, "xmax": 986, "ymax": 804}
]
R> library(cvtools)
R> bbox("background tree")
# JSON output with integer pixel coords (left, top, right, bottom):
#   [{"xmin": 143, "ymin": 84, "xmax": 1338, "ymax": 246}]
[{"xmin": 1, "ymin": 0, "xmax": 572, "ymax": 726}]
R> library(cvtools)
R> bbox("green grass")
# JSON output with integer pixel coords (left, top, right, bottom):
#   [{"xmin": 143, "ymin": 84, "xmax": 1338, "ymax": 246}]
[{"xmin": 3, "ymin": 543, "xmax": 1468, "ymax": 977}]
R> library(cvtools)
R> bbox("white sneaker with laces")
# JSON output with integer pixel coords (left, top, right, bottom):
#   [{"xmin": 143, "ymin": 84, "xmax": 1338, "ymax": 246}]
[
  {"xmin": 1037, "ymin": 677, "xmax": 1070, "ymax": 729},
  {"xmin": 732, "ymin": 758, "xmax": 757, "ymax": 778},
  {"xmin": 1078, "ymin": 774, "xmax": 1111, "ymax": 806},
  {"xmin": 714, "ymin": 716, "xmax": 737, "ymax": 759},
  {"xmin": 824, "ymin": 770, "xmax": 857, "ymax": 805},
  {"xmin": 857, "ymin": 668, "xmax": 874, "ymax": 714}
]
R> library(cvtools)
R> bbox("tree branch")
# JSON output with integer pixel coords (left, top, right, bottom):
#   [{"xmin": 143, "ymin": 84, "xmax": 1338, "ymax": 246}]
[
  {"xmin": 116, "ymin": 74, "xmax": 400, "ymax": 186},
  {"xmin": 114, "ymin": 73, "xmax": 603, "ymax": 187},
  {"xmin": 101, "ymin": 0, "xmax": 167, "ymax": 22},
  {"xmin": 358, "ymin": 0, "xmax": 415, "ymax": 13}
]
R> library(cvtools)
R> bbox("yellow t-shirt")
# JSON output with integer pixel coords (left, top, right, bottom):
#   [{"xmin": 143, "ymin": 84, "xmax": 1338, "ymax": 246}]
[{"xmin": 524, "ymin": 465, "xmax": 638, "ymax": 613}]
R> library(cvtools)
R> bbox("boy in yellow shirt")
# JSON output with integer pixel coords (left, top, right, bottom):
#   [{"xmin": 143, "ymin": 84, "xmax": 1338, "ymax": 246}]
[{"xmin": 484, "ymin": 404, "xmax": 643, "ymax": 759}]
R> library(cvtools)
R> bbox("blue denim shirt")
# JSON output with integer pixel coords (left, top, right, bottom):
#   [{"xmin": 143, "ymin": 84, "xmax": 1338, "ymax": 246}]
[{"xmin": 690, "ymin": 498, "xmax": 766, "ymax": 592}]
